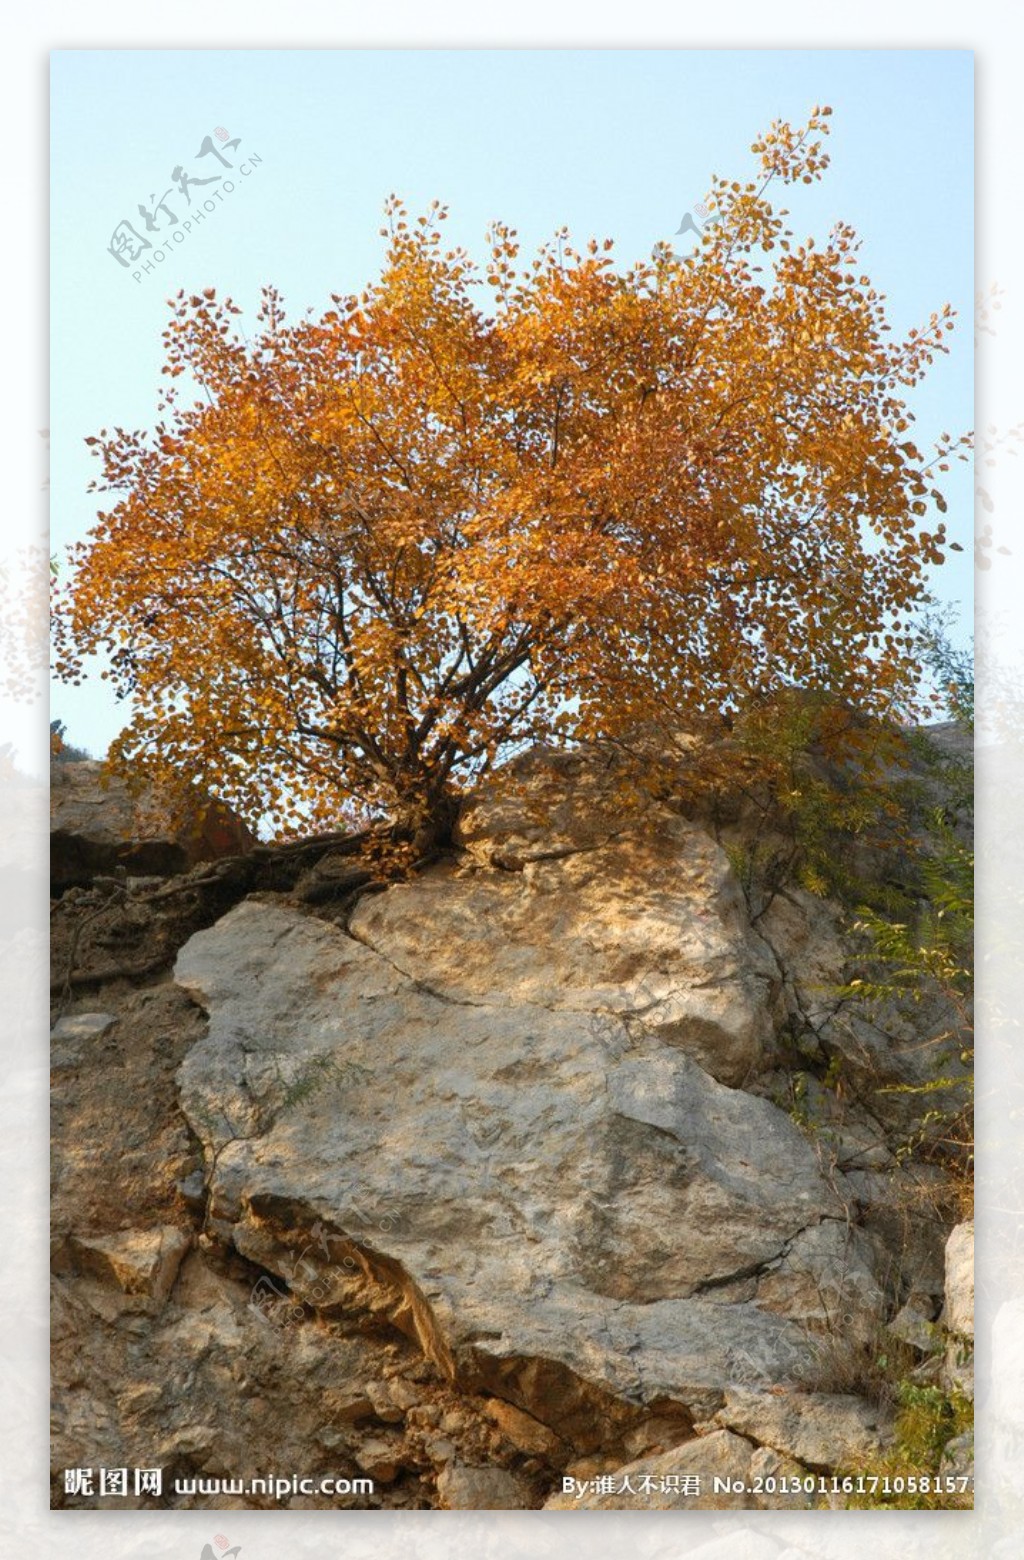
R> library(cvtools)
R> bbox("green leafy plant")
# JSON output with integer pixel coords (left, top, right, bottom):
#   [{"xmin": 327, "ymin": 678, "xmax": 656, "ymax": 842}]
[
  {"xmin": 843, "ymin": 1380, "xmax": 973, "ymax": 1509},
  {"xmin": 839, "ymin": 807, "xmax": 973, "ymax": 1198}
]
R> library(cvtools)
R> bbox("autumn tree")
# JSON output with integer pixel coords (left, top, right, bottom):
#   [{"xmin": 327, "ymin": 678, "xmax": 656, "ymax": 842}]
[{"xmin": 53, "ymin": 108, "xmax": 965, "ymax": 842}]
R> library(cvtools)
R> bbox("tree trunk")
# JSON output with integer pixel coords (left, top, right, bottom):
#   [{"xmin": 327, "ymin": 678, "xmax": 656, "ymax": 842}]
[{"xmin": 389, "ymin": 783, "xmax": 460, "ymax": 855}]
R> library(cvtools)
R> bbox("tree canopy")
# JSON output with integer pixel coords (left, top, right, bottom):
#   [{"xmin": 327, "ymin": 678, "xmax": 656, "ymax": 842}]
[{"xmin": 53, "ymin": 108, "xmax": 964, "ymax": 839}]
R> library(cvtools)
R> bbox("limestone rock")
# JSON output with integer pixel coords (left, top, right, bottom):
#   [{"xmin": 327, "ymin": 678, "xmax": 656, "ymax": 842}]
[
  {"xmin": 51, "ymin": 1012, "xmax": 117, "ymax": 1043},
  {"xmin": 351, "ymin": 747, "xmax": 782, "ymax": 1087},
  {"xmin": 711, "ymin": 1388, "xmax": 893, "ymax": 1471},
  {"xmin": 749, "ymin": 1445, "xmax": 816, "ymax": 1509},
  {"xmin": 941, "ymin": 1429, "xmax": 974, "ymax": 1483},
  {"xmin": 943, "ymin": 1220, "xmax": 974, "ymax": 1398},
  {"xmin": 888, "ymin": 1298, "xmax": 941, "ymax": 1354},
  {"xmin": 49, "ymin": 1047, "xmax": 81, "ymax": 1074},
  {"xmin": 944, "ymin": 1221, "xmax": 974, "ymax": 1338},
  {"xmin": 543, "ymin": 1430, "xmax": 758, "ymax": 1509},
  {"xmin": 174, "ymin": 898, "xmax": 867, "ymax": 1443},
  {"xmin": 382, "ymin": 1377, "xmax": 425, "ymax": 1412},
  {"xmin": 753, "ymin": 1221, "xmax": 886, "ymax": 1340},
  {"xmin": 621, "ymin": 1408, "xmax": 697, "ymax": 1460},
  {"xmin": 435, "ymin": 1463, "xmax": 533, "ymax": 1509},
  {"xmin": 66, "ymin": 1225, "xmax": 191, "ymax": 1307},
  {"xmin": 51, "ymin": 1012, "xmax": 109, "ymax": 1071},
  {"xmin": 756, "ymin": 887, "xmax": 847, "ymax": 1032},
  {"xmin": 363, "ymin": 1379, "xmax": 407, "ymax": 1423},
  {"xmin": 51, "ymin": 759, "xmax": 254, "ymax": 891},
  {"xmin": 482, "ymin": 1398, "xmax": 566, "ymax": 1460},
  {"xmin": 353, "ymin": 1434, "xmax": 404, "ymax": 1483},
  {"xmin": 453, "ymin": 743, "xmax": 654, "ymax": 863}
]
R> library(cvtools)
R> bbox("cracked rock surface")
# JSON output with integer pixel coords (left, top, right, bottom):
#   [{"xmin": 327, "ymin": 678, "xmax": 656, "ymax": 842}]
[
  {"xmin": 175, "ymin": 897, "xmax": 861, "ymax": 1423},
  {"xmin": 353, "ymin": 745, "xmax": 781, "ymax": 1088}
]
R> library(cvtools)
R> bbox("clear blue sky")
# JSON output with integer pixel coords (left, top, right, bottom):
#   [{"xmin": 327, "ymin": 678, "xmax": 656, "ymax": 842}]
[{"xmin": 51, "ymin": 48, "xmax": 973, "ymax": 757}]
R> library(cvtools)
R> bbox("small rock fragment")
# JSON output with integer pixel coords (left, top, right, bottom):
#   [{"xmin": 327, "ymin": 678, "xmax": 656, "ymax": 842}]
[
  {"xmin": 51, "ymin": 1011, "xmax": 117, "ymax": 1043},
  {"xmin": 436, "ymin": 1463, "xmax": 533, "ymax": 1510},
  {"xmin": 70, "ymin": 1225, "xmax": 191, "ymax": 1306}
]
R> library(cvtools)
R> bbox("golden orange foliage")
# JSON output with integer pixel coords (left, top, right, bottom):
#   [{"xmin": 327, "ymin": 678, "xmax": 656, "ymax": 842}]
[{"xmin": 53, "ymin": 109, "xmax": 966, "ymax": 836}]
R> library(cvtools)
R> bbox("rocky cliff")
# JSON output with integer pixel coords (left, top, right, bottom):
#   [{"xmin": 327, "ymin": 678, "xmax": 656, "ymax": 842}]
[{"xmin": 50, "ymin": 734, "xmax": 974, "ymax": 1510}]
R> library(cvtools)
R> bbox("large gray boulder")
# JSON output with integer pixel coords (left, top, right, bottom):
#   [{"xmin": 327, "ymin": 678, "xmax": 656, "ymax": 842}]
[
  {"xmin": 351, "ymin": 746, "xmax": 783, "ymax": 1087},
  {"xmin": 174, "ymin": 896, "xmax": 883, "ymax": 1446}
]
